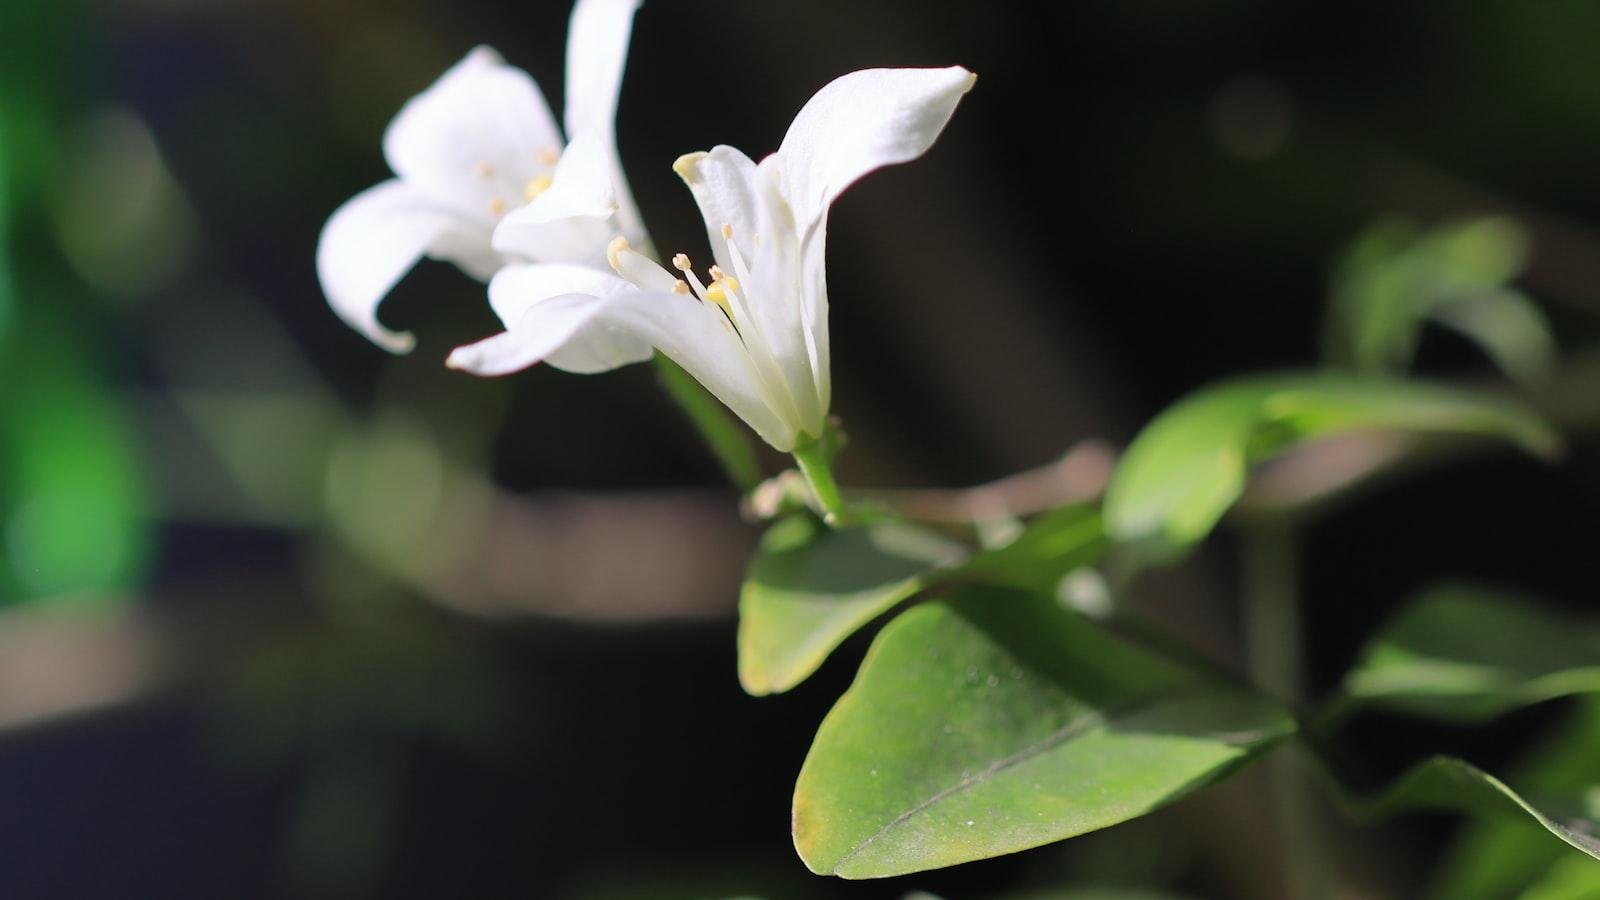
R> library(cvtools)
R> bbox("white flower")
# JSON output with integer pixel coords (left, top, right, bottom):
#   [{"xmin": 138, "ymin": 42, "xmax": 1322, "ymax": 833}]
[
  {"xmin": 446, "ymin": 66, "xmax": 977, "ymax": 452},
  {"xmin": 317, "ymin": 0, "xmax": 647, "ymax": 353}
]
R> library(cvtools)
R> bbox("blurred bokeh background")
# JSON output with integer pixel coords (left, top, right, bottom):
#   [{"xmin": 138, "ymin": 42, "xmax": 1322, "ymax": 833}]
[{"xmin": 4, "ymin": 0, "xmax": 1600, "ymax": 897}]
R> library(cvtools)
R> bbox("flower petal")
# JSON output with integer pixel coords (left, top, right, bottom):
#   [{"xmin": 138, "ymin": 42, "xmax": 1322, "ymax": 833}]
[
  {"xmin": 316, "ymin": 179, "xmax": 464, "ymax": 352},
  {"xmin": 671, "ymin": 146, "xmax": 764, "ymax": 274},
  {"xmin": 451, "ymin": 282, "xmax": 798, "ymax": 449},
  {"xmin": 776, "ymin": 66, "xmax": 976, "ymax": 232},
  {"xmin": 447, "ymin": 292, "xmax": 616, "ymax": 375},
  {"xmin": 491, "ymin": 133, "xmax": 617, "ymax": 263},
  {"xmin": 674, "ymin": 147, "xmax": 823, "ymax": 436},
  {"xmin": 563, "ymin": 0, "xmax": 640, "ymax": 143},
  {"xmin": 564, "ymin": 0, "xmax": 650, "ymax": 249},
  {"xmin": 485, "ymin": 262, "xmax": 653, "ymax": 373},
  {"xmin": 383, "ymin": 46, "xmax": 563, "ymax": 222},
  {"xmin": 487, "ymin": 261, "xmax": 632, "ymax": 326}
]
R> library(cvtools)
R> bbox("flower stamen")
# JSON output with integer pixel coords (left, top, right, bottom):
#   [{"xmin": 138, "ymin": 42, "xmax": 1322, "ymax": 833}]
[
  {"xmin": 523, "ymin": 175, "xmax": 554, "ymax": 201},
  {"xmin": 488, "ymin": 197, "xmax": 507, "ymax": 216},
  {"xmin": 535, "ymin": 148, "xmax": 560, "ymax": 166}
]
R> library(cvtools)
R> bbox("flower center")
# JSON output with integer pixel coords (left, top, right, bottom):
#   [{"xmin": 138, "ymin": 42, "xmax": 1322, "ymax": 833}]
[{"xmin": 474, "ymin": 148, "xmax": 561, "ymax": 219}]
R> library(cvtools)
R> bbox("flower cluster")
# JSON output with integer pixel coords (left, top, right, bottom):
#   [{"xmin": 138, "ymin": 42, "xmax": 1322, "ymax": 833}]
[{"xmin": 318, "ymin": 0, "xmax": 974, "ymax": 454}]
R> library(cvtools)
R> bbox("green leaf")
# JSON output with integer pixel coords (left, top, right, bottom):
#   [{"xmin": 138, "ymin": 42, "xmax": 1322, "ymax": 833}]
[
  {"xmin": 1102, "ymin": 373, "xmax": 1559, "ymax": 562},
  {"xmin": 739, "ymin": 505, "xmax": 1106, "ymax": 695},
  {"xmin": 1325, "ymin": 216, "xmax": 1543, "ymax": 379},
  {"xmin": 1516, "ymin": 854, "xmax": 1600, "ymax": 900},
  {"xmin": 1428, "ymin": 701, "xmax": 1600, "ymax": 900},
  {"xmin": 1341, "ymin": 755, "xmax": 1600, "ymax": 867},
  {"xmin": 737, "ymin": 516, "xmax": 967, "ymax": 696},
  {"xmin": 1339, "ymin": 584, "xmax": 1600, "ymax": 723},
  {"xmin": 1431, "ymin": 290, "xmax": 1556, "ymax": 386},
  {"xmin": 954, "ymin": 504, "xmax": 1106, "ymax": 593},
  {"xmin": 792, "ymin": 587, "xmax": 1293, "ymax": 878},
  {"xmin": 0, "ymin": 309, "xmax": 151, "ymax": 603}
]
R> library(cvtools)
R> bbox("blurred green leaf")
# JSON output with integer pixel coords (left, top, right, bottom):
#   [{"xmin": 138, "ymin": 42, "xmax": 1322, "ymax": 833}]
[
  {"xmin": 1102, "ymin": 373, "xmax": 1559, "ymax": 562},
  {"xmin": 1339, "ymin": 584, "xmax": 1600, "ymax": 723},
  {"xmin": 739, "ymin": 505, "xmax": 1105, "ymax": 696},
  {"xmin": 1428, "ymin": 701, "xmax": 1600, "ymax": 900},
  {"xmin": 0, "ymin": 310, "xmax": 151, "ymax": 602},
  {"xmin": 1515, "ymin": 854, "xmax": 1600, "ymax": 900},
  {"xmin": 738, "ymin": 516, "xmax": 966, "ymax": 696},
  {"xmin": 1325, "ymin": 216, "xmax": 1552, "ymax": 382},
  {"xmin": 1342, "ymin": 755, "xmax": 1600, "ymax": 868},
  {"xmin": 792, "ymin": 586, "xmax": 1293, "ymax": 878},
  {"xmin": 1432, "ymin": 290, "xmax": 1557, "ymax": 386}
]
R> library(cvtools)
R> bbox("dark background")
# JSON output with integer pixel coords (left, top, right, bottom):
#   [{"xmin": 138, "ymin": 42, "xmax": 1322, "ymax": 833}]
[{"xmin": 3, "ymin": 0, "xmax": 1599, "ymax": 897}]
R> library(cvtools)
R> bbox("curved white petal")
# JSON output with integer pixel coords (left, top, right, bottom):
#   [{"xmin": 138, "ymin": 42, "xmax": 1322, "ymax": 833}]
[
  {"xmin": 491, "ymin": 133, "xmax": 617, "ymax": 263},
  {"xmin": 447, "ymin": 292, "xmax": 617, "ymax": 375},
  {"xmin": 563, "ymin": 0, "xmax": 639, "ymax": 142},
  {"xmin": 777, "ymin": 66, "xmax": 976, "ymax": 231},
  {"xmin": 383, "ymin": 46, "xmax": 563, "ymax": 221},
  {"xmin": 424, "ymin": 220, "xmax": 502, "ymax": 280},
  {"xmin": 450, "ymin": 286, "xmax": 797, "ymax": 449},
  {"xmin": 564, "ymin": 0, "xmax": 649, "ymax": 248},
  {"xmin": 487, "ymin": 261, "xmax": 632, "ymax": 326},
  {"xmin": 485, "ymin": 262, "xmax": 653, "ymax": 373},
  {"xmin": 672, "ymin": 146, "xmax": 764, "ymax": 274},
  {"xmin": 316, "ymin": 179, "xmax": 464, "ymax": 352}
]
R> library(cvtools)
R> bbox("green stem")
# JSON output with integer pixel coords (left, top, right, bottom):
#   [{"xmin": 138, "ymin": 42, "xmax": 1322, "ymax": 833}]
[
  {"xmin": 652, "ymin": 354, "xmax": 763, "ymax": 491},
  {"xmin": 1241, "ymin": 522, "xmax": 1331, "ymax": 900},
  {"xmin": 791, "ymin": 436, "xmax": 847, "ymax": 525}
]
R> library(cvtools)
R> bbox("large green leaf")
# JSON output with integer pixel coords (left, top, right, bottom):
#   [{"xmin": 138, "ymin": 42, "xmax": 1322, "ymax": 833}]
[
  {"xmin": 1342, "ymin": 755, "xmax": 1600, "ymax": 867},
  {"xmin": 1102, "ymin": 373, "xmax": 1559, "ymax": 562},
  {"xmin": 738, "ymin": 516, "xmax": 967, "ymax": 696},
  {"xmin": 739, "ymin": 505, "xmax": 1105, "ymax": 696},
  {"xmin": 1339, "ymin": 584, "xmax": 1600, "ymax": 723},
  {"xmin": 792, "ymin": 587, "xmax": 1293, "ymax": 878}
]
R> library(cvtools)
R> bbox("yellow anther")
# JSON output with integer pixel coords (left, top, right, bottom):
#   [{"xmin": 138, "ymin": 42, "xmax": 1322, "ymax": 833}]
[
  {"xmin": 606, "ymin": 236, "xmax": 630, "ymax": 272},
  {"xmin": 672, "ymin": 253, "xmax": 692, "ymax": 272},
  {"xmin": 708, "ymin": 265, "xmax": 726, "ymax": 281},
  {"xmin": 475, "ymin": 161, "xmax": 495, "ymax": 179},
  {"xmin": 720, "ymin": 277, "xmax": 740, "ymax": 294},
  {"xmin": 523, "ymin": 175, "xmax": 553, "ymax": 201},
  {"xmin": 536, "ymin": 148, "xmax": 560, "ymax": 166},
  {"xmin": 488, "ymin": 197, "xmax": 507, "ymax": 216},
  {"xmin": 720, "ymin": 223, "xmax": 734, "ymax": 240},
  {"xmin": 672, "ymin": 280, "xmax": 690, "ymax": 295},
  {"xmin": 703, "ymin": 281, "xmax": 731, "ymax": 313}
]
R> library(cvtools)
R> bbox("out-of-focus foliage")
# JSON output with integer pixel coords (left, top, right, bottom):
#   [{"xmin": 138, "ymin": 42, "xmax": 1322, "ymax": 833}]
[
  {"xmin": 1324, "ymin": 217, "xmax": 1554, "ymax": 383},
  {"xmin": 0, "ymin": 3, "xmax": 153, "ymax": 605},
  {"xmin": 792, "ymin": 587, "xmax": 1293, "ymax": 879},
  {"xmin": 1339, "ymin": 583, "xmax": 1600, "ymax": 722},
  {"xmin": 1339, "ymin": 754, "xmax": 1600, "ymax": 867},
  {"xmin": 1428, "ymin": 701, "xmax": 1600, "ymax": 900},
  {"xmin": 0, "ymin": 313, "xmax": 152, "ymax": 602}
]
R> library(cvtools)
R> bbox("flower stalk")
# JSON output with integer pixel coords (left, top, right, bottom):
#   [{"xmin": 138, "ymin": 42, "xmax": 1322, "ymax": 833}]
[{"xmin": 791, "ymin": 435, "xmax": 847, "ymax": 525}]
